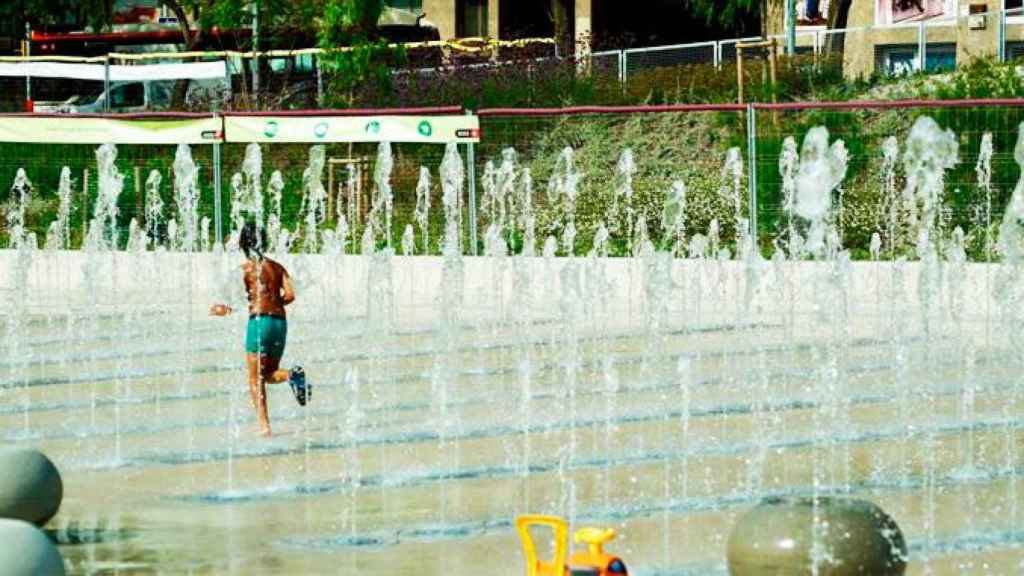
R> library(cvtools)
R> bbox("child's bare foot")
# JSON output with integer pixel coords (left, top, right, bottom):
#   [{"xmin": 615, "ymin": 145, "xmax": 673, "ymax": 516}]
[{"xmin": 259, "ymin": 426, "xmax": 272, "ymax": 438}]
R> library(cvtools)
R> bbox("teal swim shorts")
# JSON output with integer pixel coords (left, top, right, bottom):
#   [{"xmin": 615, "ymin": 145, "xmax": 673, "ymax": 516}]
[{"xmin": 245, "ymin": 315, "xmax": 288, "ymax": 358}]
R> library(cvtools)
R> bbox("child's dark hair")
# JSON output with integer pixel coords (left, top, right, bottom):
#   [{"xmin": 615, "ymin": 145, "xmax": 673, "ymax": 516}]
[{"xmin": 239, "ymin": 221, "xmax": 266, "ymax": 261}]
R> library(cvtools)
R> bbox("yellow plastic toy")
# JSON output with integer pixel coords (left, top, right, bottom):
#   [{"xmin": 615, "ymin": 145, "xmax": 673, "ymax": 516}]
[{"xmin": 516, "ymin": 515, "xmax": 629, "ymax": 576}]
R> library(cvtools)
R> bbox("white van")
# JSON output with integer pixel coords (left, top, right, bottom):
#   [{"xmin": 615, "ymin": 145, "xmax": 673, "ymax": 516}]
[{"xmin": 33, "ymin": 79, "xmax": 229, "ymax": 113}]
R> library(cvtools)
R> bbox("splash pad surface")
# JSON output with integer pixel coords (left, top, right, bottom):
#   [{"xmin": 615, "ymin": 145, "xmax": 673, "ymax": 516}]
[{"xmin": 3, "ymin": 251, "xmax": 1023, "ymax": 575}]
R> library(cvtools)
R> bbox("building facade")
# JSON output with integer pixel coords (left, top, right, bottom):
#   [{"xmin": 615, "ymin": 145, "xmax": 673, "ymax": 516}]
[
  {"xmin": 390, "ymin": 0, "xmax": 594, "ymax": 53},
  {"xmin": 770, "ymin": 0, "xmax": 1024, "ymax": 77}
]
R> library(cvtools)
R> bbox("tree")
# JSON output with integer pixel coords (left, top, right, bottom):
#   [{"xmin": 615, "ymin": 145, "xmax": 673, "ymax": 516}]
[
  {"xmin": 162, "ymin": 0, "xmax": 324, "ymax": 109},
  {"xmin": 686, "ymin": 0, "xmax": 766, "ymax": 37},
  {"xmin": 317, "ymin": 0, "xmax": 402, "ymax": 108},
  {"xmin": 8, "ymin": 0, "xmax": 114, "ymax": 32}
]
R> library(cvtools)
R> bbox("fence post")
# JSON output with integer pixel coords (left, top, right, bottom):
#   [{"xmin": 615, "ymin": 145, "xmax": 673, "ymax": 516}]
[
  {"xmin": 999, "ymin": 7, "xmax": 1007, "ymax": 63},
  {"xmin": 315, "ymin": 54, "xmax": 324, "ymax": 107},
  {"xmin": 213, "ymin": 117, "xmax": 223, "ymax": 247},
  {"xmin": 746, "ymin": 102, "xmax": 759, "ymax": 250},
  {"xmin": 252, "ymin": 0, "xmax": 260, "ymax": 109},
  {"xmin": 784, "ymin": 0, "xmax": 796, "ymax": 55},
  {"xmin": 24, "ymin": 23, "xmax": 31, "ymax": 108},
  {"xmin": 466, "ymin": 112, "xmax": 479, "ymax": 256},
  {"xmin": 103, "ymin": 56, "xmax": 111, "ymax": 113},
  {"xmin": 917, "ymin": 21, "xmax": 926, "ymax": 72},
  {"xmin": 714, "ymin": 41, "xmax": 721, "ymax": 68}
]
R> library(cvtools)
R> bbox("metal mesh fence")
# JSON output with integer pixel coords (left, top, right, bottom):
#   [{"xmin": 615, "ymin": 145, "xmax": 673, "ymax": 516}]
[
  {"xmin": 753, "ymin": 102, "xmax": 1024, "ymax": 260},
  {"xmin": 623, "ymin": 42, "xmax": 716, "ymax": 75},
  {"xmin": 219, "ymin": 141, "xmax": 455, "ymax": 256},
  {"xmin": 4, "ymin": 101, "xmax": 1024, "ymax": 262},
  {"xmin": 0, "ymin": 138, "xmax": 463, "ymax": 255},
  {"xmin": 589, "ymin": 50, "xmax": 622, "ymax": 83},
  {"xmin": 475, "ymin": 107, "xmax": 749, "ymax": 257},
  {"xmin": 0, "ymin": 141, "xmax": 216, "ymax": 251}
]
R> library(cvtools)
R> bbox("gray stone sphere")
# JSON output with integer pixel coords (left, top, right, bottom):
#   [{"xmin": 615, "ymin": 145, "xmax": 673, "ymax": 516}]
[
  {"xmin": 0, "ymin": 446, "xmax": 63, "ymax": 526},
  {"xmin": 0, "ymin": 518, "xmax": 66, "ymax": 575},
  {"xmin": 727, "ymin": 497, "xmax": 907, "ymax": 576}
]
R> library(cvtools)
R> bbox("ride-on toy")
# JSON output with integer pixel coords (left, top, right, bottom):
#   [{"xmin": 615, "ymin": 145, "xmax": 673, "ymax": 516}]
[{"xmin": 515, "ymin": 515, "xmax": 628, "ymax": 576}]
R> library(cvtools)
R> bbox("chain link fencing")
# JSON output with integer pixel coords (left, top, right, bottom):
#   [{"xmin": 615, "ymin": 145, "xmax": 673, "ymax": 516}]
[{"xmin": 3, "ymin": 100, "xmax": 1024, "ymax": 264}]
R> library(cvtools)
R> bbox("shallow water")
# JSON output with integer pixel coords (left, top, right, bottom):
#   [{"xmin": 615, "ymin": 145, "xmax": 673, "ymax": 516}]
[{"xmin": 2, "ymin": 251, "xmax": 1023, "ymax": 575}]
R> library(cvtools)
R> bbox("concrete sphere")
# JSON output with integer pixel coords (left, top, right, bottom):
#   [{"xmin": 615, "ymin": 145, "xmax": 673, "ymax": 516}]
[
  {"xmin": 0, "ymin": 518, "xmax": 66, "ymax": 575},
  {"xmin": 727, "ymin": 497, "xmax": 907, "ymax": 576},
  {"xmin": 0, "ymin": 446, "xmax": 63, "ymax": 526}
]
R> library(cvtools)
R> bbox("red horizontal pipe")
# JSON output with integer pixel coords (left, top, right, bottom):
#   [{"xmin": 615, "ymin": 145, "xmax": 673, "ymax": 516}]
[
  {"xmin": 31, "ymin": 28, "xmax": 248, "ymax": 45},
  {"xmin": 0, "ymin": 112, "xmax": 215, "ymax": 119},
  {"xmin": 478, "ymin": 103, "xmax": 747, "ymax": 117},
  {"xmin": 753, "ymin": 98, "xmax": 1024, "ymax": 111},
  {"xmin": 225, "ymin": 106, "xmax": 464, "ymax": 117}
]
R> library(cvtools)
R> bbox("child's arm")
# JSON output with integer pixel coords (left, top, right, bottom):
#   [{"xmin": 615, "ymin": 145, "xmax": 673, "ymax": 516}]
[
  {"xmin": 282, "ymin": 274, "xmax": 296, "ymax": 306},
  {"xmin": 209, "ymin": 303, "xmax": 233, "ymax": 316},
  {"xmin": 211, "ymin": 262, "xmax": 248, "ymax": 317}
]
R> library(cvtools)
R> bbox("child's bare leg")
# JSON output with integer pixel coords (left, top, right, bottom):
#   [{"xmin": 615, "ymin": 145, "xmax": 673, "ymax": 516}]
[
  {"xmin": 260, "ymin": 355, "xmax": 290, "ymax": 384},
  {"xmin": 247, "ymin": 354, "xmax": 272, "ymax": 436}
]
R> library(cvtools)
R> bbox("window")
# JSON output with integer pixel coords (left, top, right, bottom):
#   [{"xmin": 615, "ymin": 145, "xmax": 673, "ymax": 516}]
[
  {"xmin": 458, "ymin": 0, "xmax": 489, "ymax": 38},
  {"xmin": 385, "ymin": 0, "xmax": 423, "ymax": 10},
  {"xmin": 109, "ymin": 83, "xmax": 145, "ymax": 108},
  {"xmin": 876, "ymin": 44, "xmax": 956, "ymax": 76}
]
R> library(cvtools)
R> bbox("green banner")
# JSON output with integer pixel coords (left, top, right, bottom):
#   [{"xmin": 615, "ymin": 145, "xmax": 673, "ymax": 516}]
[{"xmin": 223, "ymin": 115, "xmax": 480, "ymax": 144}]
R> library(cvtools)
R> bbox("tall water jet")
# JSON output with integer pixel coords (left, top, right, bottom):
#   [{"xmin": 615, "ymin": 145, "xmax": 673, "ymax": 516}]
[
  {"xmin": 722, "ymin": 147, "xmax": 745, "ymax": 250},
  {"xmin": 485, "ymin": 152, "xmax": 514, "ymax": 326},
  {"xmin": 497, "ymin": 148, "xmax": 518, "ymax": 246},
  {"xmin": 998, "ymin": 125, "xmax": 1024, "ymax": 265},
  {"xmin": 996, "ymin": 122, "xmax": 1024, "ymax": 537},
  {"xmin": 6, "ymin": 168, "xmax": 36, "ymax": 441},
  {"xmin": 200, "ymin": 217, "xmax": 211, "ymax": 252},
  {"xmin": 401, "ymin": 224, "xmax": 415, "ymax": 256},
  {"xmin": 662, "ymin": 180, "xmax": 687, "ymax": 255},
  {"xmin": 977, "ymin": 133, "xmax": 994, "ymax": 264},
  {"xmin": 229, "ymin": 144, "xmax": 264, "ymax": 244},
  {"xmin": 481, "ymin": 160, "xmax": 498, "ymax": 230},
  {"xmin": 372, "ymin": 142, "xmax": 394, "ymax": 248},
  {"xmin": 45, "ymin": 167, "xmax": 74, "ymax": 251},
  {"xmin": 86, "ymin": 144, "xmax": 124, "ymax": 251},
  {"xmin": 591, "ymin": 222, "xmax": 609, "ymax": 258},
  {"xmin": 126, "ymin": 218, "xmax": 148, "ymax": 253},
  {"xmin": 519, "ymin": 167, "xmax": 536, "ymax": 257},
  {"xmin": 881, "ymin": 136, "xmax": 900, "ymax": 256},
  {"xmin": 440, "ymin": 142, "xmax": 464, "ymax": 253},
  {"xmin": 435, "ymin": 143, "xmax": 466, "ymax": 524},
  {"xmin": 779, "ymin": 136, "xmax": 799, "ymax": 251},
  {"xmin": 266, "ymin": 171, "xmax": 289, "ymax": 253},
  {"xmin": 300, "ymin": 145, "xmax": 327, "ymax": 253},
  {"xmin": 345, "ymin": 163, "xmax": 359, "ymax": 252},
  {"xmin": 548, "ymin": 147, "xmax": 582, "ymax": 256},
  {"xmin": 143, "ymin": 170, "xmax": 163, "ymax": 248},
  {"xmin": 793, "ymin": 127, "xmax": 848, "ymax": 256},
  {"xmin": 414, "ymin": 166, "xmax": 431, "ymax": 253},
  {"xmin": 614, "ymin": 148, "xmax": 636, "ymax": 252},
  {"xmin": 7, "ymin": 169, "xmax": 33, "ymax": 249},
  {"xmin": 173, "ymin": 144, "xmax": 201, "ymax": 252},
  {"xmin": 240, "ymin": 143, "xmax": 264, "ymax": 226},
  {"xmin": 785, "ymin": 125, "xmax": 856, "ymax": 574},
  {"xmin": 903, "ymin": 116, "xmax": 958, "ymax": 243}
]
